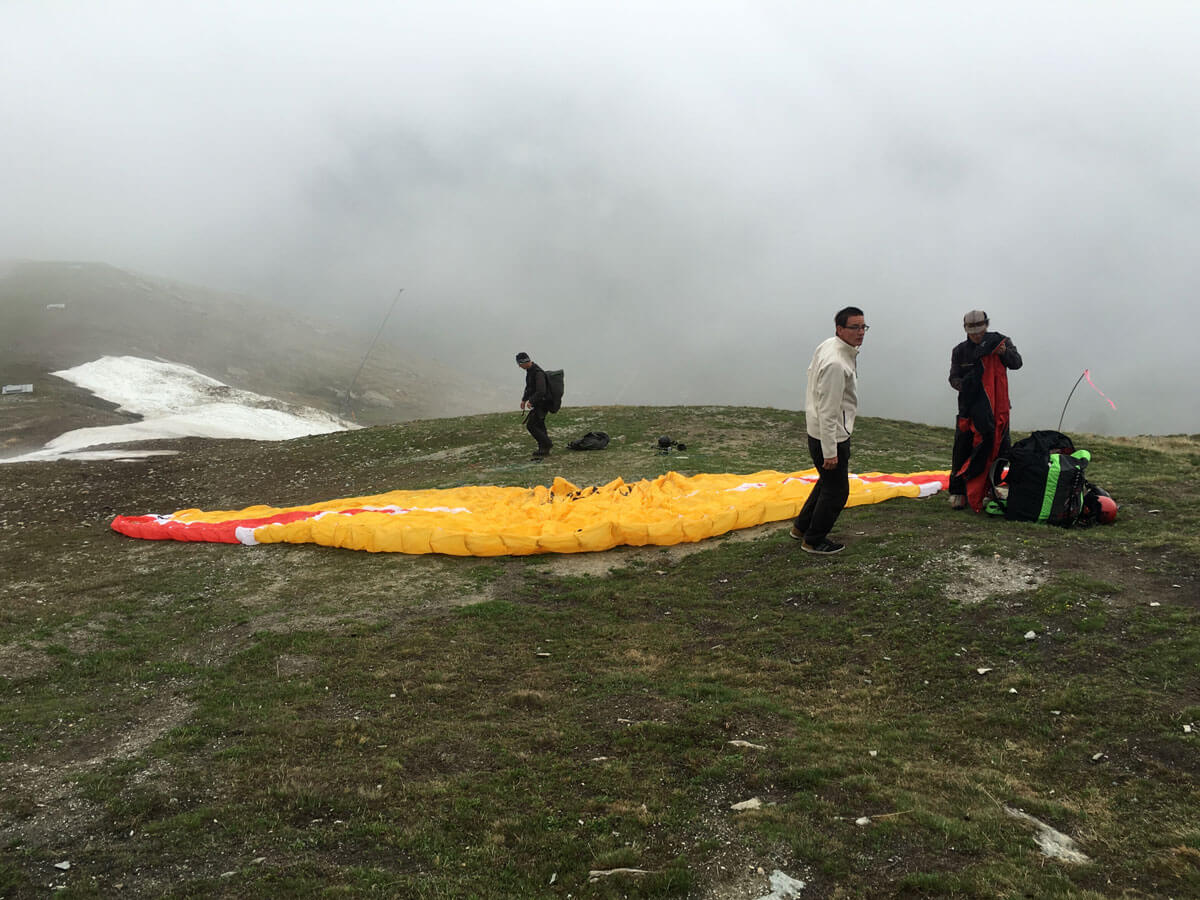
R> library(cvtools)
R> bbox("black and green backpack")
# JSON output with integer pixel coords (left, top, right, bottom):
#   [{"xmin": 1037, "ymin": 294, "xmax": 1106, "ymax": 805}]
[{"xmin": 986, "ymin": 430, "xmax": 1091, "ymax": 527}]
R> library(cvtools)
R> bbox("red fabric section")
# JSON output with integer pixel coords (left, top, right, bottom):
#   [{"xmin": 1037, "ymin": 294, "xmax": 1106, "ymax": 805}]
[
  {"xmin": 111, "ymin": 509, "xmax": 323, "ymax": 543},
  {"xmin": 856, "ymin": 473, "xmax": 949, "ymax": 488},
  {"xmin": 960, "ymin": 350, "xmax": 1010, "ymax": 511}
]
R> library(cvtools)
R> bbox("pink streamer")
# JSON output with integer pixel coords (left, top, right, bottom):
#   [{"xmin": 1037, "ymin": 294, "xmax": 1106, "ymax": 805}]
[{"xmin": 1083, "ymin": 369, "xmax": 1117, "ymax": 410}]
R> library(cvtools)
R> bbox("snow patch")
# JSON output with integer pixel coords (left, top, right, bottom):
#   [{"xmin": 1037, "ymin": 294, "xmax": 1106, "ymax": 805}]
[{"xmin": 4, "ymin": 355, "xmax": 356, "ymax": 463}]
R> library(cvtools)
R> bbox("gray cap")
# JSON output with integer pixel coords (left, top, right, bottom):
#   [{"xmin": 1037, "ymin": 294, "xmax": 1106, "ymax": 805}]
[
  {"xmin": 963, "ymin": 310, "xmax": 989, "ymax": 335},
  {"xmin": 515, "ymin": 352, "xmax": 530, "ymax": 364}
]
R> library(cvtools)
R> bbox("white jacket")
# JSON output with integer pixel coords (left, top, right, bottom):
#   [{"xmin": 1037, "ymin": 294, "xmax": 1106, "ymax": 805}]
[{"xmin": 804, "ymin": 335, "xmax": 859, "ymax": 459}]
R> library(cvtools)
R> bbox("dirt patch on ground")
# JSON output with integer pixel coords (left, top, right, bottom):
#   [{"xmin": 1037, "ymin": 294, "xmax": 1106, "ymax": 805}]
[
  {"xmin": 406, "ymin": 443, "xmax": 490, "ymax": 463},
  {"xmin": 0, "ymin": 694, "xmax": 196, "ymax": 846},
  {"xmin": 940, "ymin": 546, "xmax": 1048, "ymax": 605},
  {"xmin": 0, "ymin": 642, "xmax": 56, "ymax": 679},
  {"xmin": 0, "ymin": 614, "xmax": 119, "ymax": 679}
]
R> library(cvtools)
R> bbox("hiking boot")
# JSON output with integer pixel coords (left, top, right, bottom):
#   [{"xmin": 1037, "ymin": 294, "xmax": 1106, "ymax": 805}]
[
  {"xmin": 948, "ymin": 494, "xmax": 967, "ymax": 510},
  {"xmin": 802, "ymin": 539, "xmax": 845, "ymax": 555},
  {"xmin": 533, "ymin": 447, "xmax": 551, "ymax": 458},
  {"xmin": 788, "ymin": 527, "xmax": 804, "ymax": 541}
]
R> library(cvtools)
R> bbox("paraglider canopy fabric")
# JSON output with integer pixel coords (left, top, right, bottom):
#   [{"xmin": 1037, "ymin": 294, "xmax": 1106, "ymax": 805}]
[{"xmin": 112, "ymin": 468, "xmax": 949, "ymax": 557}]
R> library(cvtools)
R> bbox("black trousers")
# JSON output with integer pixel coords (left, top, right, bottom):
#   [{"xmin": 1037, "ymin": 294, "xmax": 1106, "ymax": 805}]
[
  {"xmin": 793, "ymin": 436, "xmax": 850, "ymax": 544},
  {"xmin": 948, "ymin": 418, "xmax": 976, "ymax": 495},
  {"xmin": 949, "ymin": 414, "xmax": 1010, "ymax": 495},
  {"xmin": 525, "ymin": 406, "xmax": 552, "ymax": 453}
]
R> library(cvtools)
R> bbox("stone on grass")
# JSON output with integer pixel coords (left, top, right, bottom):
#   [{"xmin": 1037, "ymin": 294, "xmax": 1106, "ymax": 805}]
[{"xmin": 754, "ymin": 869, "xmax": 808, "ymax": 899}]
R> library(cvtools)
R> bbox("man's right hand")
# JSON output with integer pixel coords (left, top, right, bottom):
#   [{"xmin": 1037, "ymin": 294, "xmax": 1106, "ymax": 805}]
[{"xmin": 823, "ymin": 457, "xmax": 839, "ymax": 470}]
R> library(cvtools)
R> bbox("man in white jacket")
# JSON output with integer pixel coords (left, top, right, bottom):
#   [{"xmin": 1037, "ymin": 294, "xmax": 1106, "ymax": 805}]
[{"xmin": 789, "ymin": 306, "xmax": 867, "ymax": 554}]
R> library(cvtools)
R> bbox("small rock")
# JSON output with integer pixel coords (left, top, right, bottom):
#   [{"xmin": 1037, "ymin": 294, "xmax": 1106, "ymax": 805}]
[
  {"xmin": 759, "ymin": 869, "xmax": 808, "ymax": 898},
  {"xmin": 731, "ymin": 797, "xmax": 762, "ymax": 811},
  {"xmin": 855, "ymin": 816, "xmax": 871, "ymax": 826},
  {"xmin": 53, "ymin": 861, "xmax": 70, "ymax": 871},
  {"xmin": 1024, "ymin": 631, "xmax": 1037, "ymax": 640},
  {"xmin": 977, "ymin": 667, "xmax": 993, "ymax": 675}
]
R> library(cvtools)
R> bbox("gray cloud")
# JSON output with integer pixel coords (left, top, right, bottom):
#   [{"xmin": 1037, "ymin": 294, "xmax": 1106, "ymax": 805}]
[{"xmin": 4, "ymin": 1, "xmax": 1199, "ymax": 434}]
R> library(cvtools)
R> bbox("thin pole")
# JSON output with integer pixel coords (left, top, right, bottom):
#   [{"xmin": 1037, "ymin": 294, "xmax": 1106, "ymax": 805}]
[
  {"xmin": 343, "ymin": 287, "xmax": 404, "ymax": 422},
  {"xmin": 1057, "ymin": 370, "xmax": 1087, "ymax": 432}
]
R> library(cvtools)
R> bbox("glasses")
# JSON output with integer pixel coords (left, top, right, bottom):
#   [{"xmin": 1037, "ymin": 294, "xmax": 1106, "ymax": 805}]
[{"xmin": 841, "ymin": 324, "xmax": 870, "ymax": 332}]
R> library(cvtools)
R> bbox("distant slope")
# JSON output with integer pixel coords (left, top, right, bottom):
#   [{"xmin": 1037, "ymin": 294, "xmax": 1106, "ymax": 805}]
[{"xmin": 0, "ymin": 260, "xmax": 508, "ymax": 454}]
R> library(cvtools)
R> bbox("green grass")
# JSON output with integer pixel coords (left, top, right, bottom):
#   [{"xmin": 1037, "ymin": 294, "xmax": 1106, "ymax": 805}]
[{"xmin": 0, "ymin": 408, "xmax": 1197, "ymax": 898}]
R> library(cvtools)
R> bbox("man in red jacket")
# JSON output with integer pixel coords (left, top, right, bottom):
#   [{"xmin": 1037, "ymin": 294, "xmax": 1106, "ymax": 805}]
[{"xmin": 948, "ymin": 310, "xmax": 1023, "ymax": 511}]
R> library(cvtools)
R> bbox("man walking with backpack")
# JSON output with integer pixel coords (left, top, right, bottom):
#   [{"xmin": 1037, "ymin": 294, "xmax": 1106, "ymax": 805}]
[
  {"xmin": 788, "ymin": 306, "xmax": 867, "ymax": 555},
  {"xmin": 516, "ymin": 352, "xmax": 553, "ymax": 459}
]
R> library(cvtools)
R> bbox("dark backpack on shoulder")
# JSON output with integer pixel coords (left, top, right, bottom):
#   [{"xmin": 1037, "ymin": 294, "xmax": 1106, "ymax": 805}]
[
  {"xmin": 544, "ymin": 369, "xmax": 565, "ymax": 413},
  {"xmin": 987, "ymin": 430, "xmax": 1090, "ymax": 527},
  {"xmin": 568, "ymin": 430, "xmax": 609, "ymax": 451}
]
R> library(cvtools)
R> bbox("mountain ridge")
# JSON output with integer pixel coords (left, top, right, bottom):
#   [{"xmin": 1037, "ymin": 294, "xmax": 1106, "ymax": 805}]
[{"xmin": 0, "ymin": 259, "xmax": 509, "ymax": 455}]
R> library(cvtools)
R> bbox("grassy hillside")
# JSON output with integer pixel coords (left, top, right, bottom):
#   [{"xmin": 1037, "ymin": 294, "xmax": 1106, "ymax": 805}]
[
  {"xmin": 0, "ymin": 407, "xmax": 1197, "ymax": 898},
  {"xmin": 0, "ymin": 260, "xmax": 509, "ymax": 455}
]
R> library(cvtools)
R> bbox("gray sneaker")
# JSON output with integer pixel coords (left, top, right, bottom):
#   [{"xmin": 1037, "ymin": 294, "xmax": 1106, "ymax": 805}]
[{"xmin": 802, "ymin": 539, "xmax": 845, "ymax": 555}]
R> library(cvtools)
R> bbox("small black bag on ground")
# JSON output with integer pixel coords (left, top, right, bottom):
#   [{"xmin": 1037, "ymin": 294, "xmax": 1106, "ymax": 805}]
[{"xmin": 568, "ymin": 431, "xmax": 609, "ymax": 451}]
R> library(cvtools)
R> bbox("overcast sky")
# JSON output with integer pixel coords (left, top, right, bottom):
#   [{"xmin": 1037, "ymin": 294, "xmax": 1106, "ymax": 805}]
[{"xmin": 4, "ymin": 1, "xmax": 1199, "ymax": 435}]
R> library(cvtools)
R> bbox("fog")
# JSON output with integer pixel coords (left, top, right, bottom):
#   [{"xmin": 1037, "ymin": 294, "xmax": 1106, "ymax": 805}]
[{"xmin": 4, "ymin": 1, "xmax": 1199, "ymax": 434}]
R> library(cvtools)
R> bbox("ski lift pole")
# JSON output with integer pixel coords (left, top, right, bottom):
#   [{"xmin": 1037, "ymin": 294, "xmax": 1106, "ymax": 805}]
[
  {"xmin": 1057, "ymin": 370, "xmax": 1087, "ymax": 432},
  {"xmin": 343, "ymin": 286, "xmax": 404, "ymax": 422}
]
